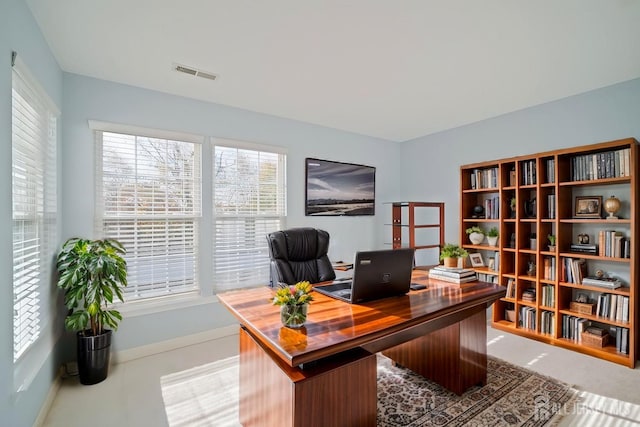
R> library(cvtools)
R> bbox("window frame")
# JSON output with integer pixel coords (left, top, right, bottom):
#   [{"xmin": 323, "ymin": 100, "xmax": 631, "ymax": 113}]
[
  {"xmin": 91, "ymin": 121, "xmax": 205, "ymax": 307},
  {"xmin": 212, "ymin": 138, "xmax": 287, "ymax": 292},
  {"xmin": 11, "ymin": 54, "xmax": 61, "ymax": 393}
]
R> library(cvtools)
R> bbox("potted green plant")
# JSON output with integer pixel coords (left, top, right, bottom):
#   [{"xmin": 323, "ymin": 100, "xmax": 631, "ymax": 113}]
[
  {"xmin": 56, "ymin": 238, "xmax": 127, "ymax": 385},
  {"xmin": 465, "ymin": 226, "xmax": 485, "ymax": 245},
  {"xmin": 486, "ymin": 227, "xmax": 499, "ymax": 247},
  {"xmin": 547, "ymin": 234, "xmax": 556, "ymax": 252},
  {"xmin": 439, "ymin": 243, "xmax": 469, "ymax": 268}
]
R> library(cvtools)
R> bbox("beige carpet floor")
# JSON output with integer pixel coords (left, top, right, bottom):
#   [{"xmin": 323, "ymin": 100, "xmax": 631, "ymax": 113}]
[{"xmin": 161, "ymin": 354, "xmax": 578, "ymax": 426}]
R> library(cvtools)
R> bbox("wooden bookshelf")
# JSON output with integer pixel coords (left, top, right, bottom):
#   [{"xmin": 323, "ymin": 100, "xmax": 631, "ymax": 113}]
[
  {"xmin": 460, "ymin": 138, "xmax": 638, "ymax": 367},
  {"xmin": 386, "ymin": 202, "xmax": 444, "ymax": 270}
]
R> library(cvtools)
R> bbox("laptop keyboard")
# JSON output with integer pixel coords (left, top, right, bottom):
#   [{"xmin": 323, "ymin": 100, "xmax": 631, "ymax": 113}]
[{"xmin": 324, "ymin": 282, "xmax": 352, "ymax": 292}]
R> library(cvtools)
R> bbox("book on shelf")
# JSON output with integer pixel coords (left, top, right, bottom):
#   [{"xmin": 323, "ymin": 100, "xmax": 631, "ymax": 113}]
[
  {"xmin": 581, "ymin": 276, "xmax": 622, "ymax": 289},
  {"xmin": 477, "ymin": 273, "xmax": 498, "ymax": 283},
  {"xmin": 594, "ymin": 294, "xmax": 629, "ymax": 321},
  {"xmin": 519, "ymin": 306, "xmax": 536, "ymax": 330},
  {"xmin": 541, "ymin": 284, "xmax": 555, "ymax": 307},
  {"xmin": 614, "ymin": 327, "xmax": 629, "ymax": 354},
  {"xmin": 521, "ymin": 287, "xmax": 536, "ymax": 302},
  {"xmin": 598, "ymin": 230, "xmax": 630, "ymax": 258},
  {"xmin": 570, "ymin": 243, "xmax": 597, "ymax": 254},
  {"xmin": 570, "ymin": 148, "xmax": 631, "ymax": 181},
  {"xmin": 547, "ymin": 194, "xmax": 556, "ymax": 218},
  {"xmin": 505, "ymin": 278, "xmax": 516, "ymax": 299},
  {"xmin": 562, "ymin": 315, "xmax": 590, "ymax": 342},
  {"xmin": 469, "ymin": 167, "xmax": 498, "ymax": 190},
  {"xmin": 546, "ymin": 158, "xmax": 555, "ymax": 184},
  {"xmin": 540, "ymin": 311, "xmax": 555, "ymax": 335},
  {"xmin": 561, "ymin": 257, "xmax": 587, "ymax": 284}
]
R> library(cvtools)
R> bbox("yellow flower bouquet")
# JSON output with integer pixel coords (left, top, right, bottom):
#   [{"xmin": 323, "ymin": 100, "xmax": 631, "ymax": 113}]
[{"xmin": 273, "ymin": 281, "xmax": 313, "ymax": 327}]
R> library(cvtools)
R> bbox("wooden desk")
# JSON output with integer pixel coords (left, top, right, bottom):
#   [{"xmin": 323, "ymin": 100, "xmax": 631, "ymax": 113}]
[{"xmin": 218, "ymin": 272, "xmax": 505, "ymax": 427}]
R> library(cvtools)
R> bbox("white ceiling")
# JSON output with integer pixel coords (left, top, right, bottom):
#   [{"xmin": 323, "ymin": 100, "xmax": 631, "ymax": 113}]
[{"xmin": 26, "ymin": 0, "xmax": 640, "ymax": 142}]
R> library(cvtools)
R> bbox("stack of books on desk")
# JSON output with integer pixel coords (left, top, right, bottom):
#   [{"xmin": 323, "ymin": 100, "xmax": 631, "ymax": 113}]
[{"xmin": 428, "ymin": 266, "xmax": 477, "ymax": 284}]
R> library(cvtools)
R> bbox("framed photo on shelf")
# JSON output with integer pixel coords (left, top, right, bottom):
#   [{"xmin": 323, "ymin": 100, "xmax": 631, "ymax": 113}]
[
  {"xmin": 469, "ymin": 253, "xmax": 484, "ymax": 267},
  {"xmin": 574, "ymin": 196, "xmax": 602, "ymax": 218}
]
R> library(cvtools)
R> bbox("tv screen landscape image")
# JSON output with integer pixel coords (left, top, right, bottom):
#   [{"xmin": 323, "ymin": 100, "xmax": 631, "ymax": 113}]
[{"xmin": 305, "ymin": 158, "xmax": 375, "ymax": 216}]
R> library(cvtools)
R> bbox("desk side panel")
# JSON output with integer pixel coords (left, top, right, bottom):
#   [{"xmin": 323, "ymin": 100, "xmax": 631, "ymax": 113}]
[
  {"xmin": 239, "ymin": 327, "xmax": 377, "ymax": 427},
  {"xmin": 382, "ymin": 307, "xmax": 487, "ymax": 395},
  {"xmin": 240, "ymin": 328, "xmax": 293, "ymax": 427}
]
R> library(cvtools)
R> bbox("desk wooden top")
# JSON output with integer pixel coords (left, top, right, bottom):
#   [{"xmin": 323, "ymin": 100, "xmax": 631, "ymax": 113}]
[{"xmin": 218, "ymin": 271, "xmax": 505, "ymax": 367}]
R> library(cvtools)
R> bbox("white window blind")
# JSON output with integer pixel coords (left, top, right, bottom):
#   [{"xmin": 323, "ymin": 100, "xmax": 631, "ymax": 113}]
[
  {"xmin": 12, "ymin": 54, "xmax": 59, "ymax": 388},
  {"xmin": 96, "ymin": 129, "xmax": 202, "ymax": 301},
  {"xmin": 213, "ymin": 142, "xmax": 287, "ymax": 291}
]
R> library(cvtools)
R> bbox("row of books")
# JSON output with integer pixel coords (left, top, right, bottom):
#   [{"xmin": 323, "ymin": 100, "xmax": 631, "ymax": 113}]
[
  {"xmin": 519, "ymin": 306, "xmax": 536, "ymax": 330},
  {"xmin": 469, "ymin": 167, "xmax": 498, "ymax": 190},
  {"xmin": 521, "ymin": 160, "xmax": 537, "ymax": 186},
  {"xmin": 561, "ymin": 315, "xmax": 590, "ymax": 342},
  {"xmin": 561, "ymin": 257, "xmax": 587, "ymax": 284},
  {"xmin": 541, "ymin": 284, "xmax": 555, "ymax": 308},
  {"xmin": 483, "ymin": 196, "xmax": 499, "ymax": 219},
  {"xmin": 615, "ymin": 327, "xmax": 630, "ymax": 354},
  {"xmin": 542, "ymin": 256, "xmax": 556, "ymax": 280},
  {"xmin": 595, "ymin": 294, "xmax": 630, "ymax": 322},
  {"xmin": 490, "ymin": 251, "xmax": 500, "ymax": 272},
  {"xmin": 477, "ymin": 273, "xmax": 498, "ymax": 283},
  {"xmin": 546, "ymin": 194, "xmax": 556, "ymax": 219},
  {"xmin": 570, "ymin": 148, "xmax": 631, "ymax": 181},
  {"xmin": 428, "ymin": 266, "xmax": 477, "ymax": 284},
  {"xmin": 545, "ymin": 158, "xmax": 555, "ymax": 184},
  {"xmin": 540, "ymin": 310, "xmax": 555, "ymax": 335},
  {"xmin": 505, "ymin": 278, "xmax": 516, "ymax": 299},
  {"xmin": 598, "ymin": 230, "xmax": 631, "ymax": 258}
]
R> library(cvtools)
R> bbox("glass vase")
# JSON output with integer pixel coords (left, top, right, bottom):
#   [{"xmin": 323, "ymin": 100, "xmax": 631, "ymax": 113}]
[{"xmin": 280, "ymin": 304, "xmax": 308, "ymax": 328}]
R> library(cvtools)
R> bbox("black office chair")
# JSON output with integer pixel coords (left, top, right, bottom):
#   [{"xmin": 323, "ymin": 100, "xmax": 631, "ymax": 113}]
[{"xmin": 266, "ymin": 227, "xmax": 336, "ymax": 286}]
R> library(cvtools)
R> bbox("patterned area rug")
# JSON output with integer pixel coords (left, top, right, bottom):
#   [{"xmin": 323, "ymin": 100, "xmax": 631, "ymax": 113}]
[
  {"xmin": 161, "ymin": 355, "xmax": 578, "ymax": 426},
  {"xmin": 377, "ymin": 355, "xmax": 578, "ymax": 426}
]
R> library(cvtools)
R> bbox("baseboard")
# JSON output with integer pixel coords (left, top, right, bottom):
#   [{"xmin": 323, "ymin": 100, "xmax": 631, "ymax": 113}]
[
  {"xmin": 33, "ymin": 368, "xmax": 63, "ymax": 427},
  {"xmin": 112, "ymin": 324, "xmax": 239, "ymax": 364}
]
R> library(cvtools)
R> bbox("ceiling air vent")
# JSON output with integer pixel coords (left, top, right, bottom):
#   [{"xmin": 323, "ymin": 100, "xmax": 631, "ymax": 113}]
[{"xmin": 174, "ymin": 63, "xmax": 218, "ymax": 81}]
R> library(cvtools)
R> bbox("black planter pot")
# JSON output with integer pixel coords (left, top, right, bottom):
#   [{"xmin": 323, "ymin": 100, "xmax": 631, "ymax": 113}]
[{"xmin": 77, "ymin": 329, "xmax": 112, "ymax": 385}]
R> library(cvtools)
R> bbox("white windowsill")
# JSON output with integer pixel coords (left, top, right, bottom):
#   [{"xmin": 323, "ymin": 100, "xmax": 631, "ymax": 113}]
[{"xmin": 113, "ymin": 293, "xmax": 220, "ymax": 318}]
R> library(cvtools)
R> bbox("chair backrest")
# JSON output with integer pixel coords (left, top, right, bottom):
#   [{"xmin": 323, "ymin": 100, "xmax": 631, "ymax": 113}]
[{"xmin": 266, "ymin": 228, "xmax": 336, "ymax": 286}]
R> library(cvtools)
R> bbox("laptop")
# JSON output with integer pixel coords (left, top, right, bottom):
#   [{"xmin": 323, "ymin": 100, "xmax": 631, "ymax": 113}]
[{"xmin": 314, "ymin": 248, "xmax": 415, "ymax": 304}]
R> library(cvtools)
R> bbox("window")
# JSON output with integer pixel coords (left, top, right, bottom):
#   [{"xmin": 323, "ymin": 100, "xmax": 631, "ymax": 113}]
[
  {"xmin": 94, "ymin": 124, "xmax": 203, "ymax": 301},
  {"xmin": 213, "ymin": 140, "xmax": 287, "ymax": 291},
  {"xmin": 12, "ymin": 54, "xmax": 59, "ymax": 391}
]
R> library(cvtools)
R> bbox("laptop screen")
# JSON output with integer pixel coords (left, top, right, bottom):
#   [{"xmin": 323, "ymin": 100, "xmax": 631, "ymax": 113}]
[{"xmin": 315, "ymin": 248, "xmax": 415, "ymax": 303}]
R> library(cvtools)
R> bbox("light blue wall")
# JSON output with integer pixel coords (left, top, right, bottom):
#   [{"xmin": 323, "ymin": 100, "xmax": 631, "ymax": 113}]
[
  {"xmin": 1, "ymin": 1, "xmax": 63, "ymax": 426},
  {"xmin": 400, "ymin": 78, "xmax": 640, "ymax": 244},
  {"xmin": 6, "ymin": 0, "xmax": 640, "ymax": 423},
  {"xmin": 61, "ymin": 73, "xmax": 402, "ymax": 352}
]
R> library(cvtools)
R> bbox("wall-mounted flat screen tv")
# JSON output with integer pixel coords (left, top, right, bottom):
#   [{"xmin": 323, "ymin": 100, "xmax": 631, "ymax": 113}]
[{"xmin": 305, "ymin": 158, "xmax": 375, "ymax": 216}]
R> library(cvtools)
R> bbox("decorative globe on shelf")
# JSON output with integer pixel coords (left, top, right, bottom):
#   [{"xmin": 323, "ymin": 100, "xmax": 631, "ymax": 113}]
[
  {"xmin": 604, "ymin": 195, "xmax": 621, "ymax": 220},
  {"xmin": 472, "ymin": 205, "xmax": 485, "ymax": 218}
]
